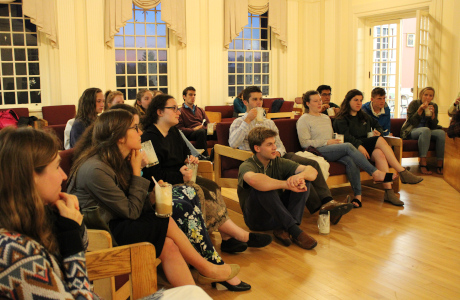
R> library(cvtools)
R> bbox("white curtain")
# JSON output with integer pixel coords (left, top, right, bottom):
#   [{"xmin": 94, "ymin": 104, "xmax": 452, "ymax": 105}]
[
  {"xmin": 105, "ymin": 0, "xmax": 186, "ymax": 48},
  {"xmin": 162, "ymin": 0, "xmax": 186, "ymax": 46},
  {"xmin": 224, "ymin": 0, "xmax": 287, "ymax": 49},
  {"xmin": 23, "ymin": 0, "xmax": 58, "ymax": 48}
]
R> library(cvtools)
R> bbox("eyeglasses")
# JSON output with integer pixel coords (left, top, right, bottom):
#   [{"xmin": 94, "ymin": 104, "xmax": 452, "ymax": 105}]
[
  {"xmin": 321, "ymin": 93, "xmax": 332, "ymax": 97},
  {"xmin": 128, "ymin": 124, "xmax": 140, "ymax": 133},
  {"xmin": 164, "ymin": 106, "xmax": 179, "ymax": 112}
]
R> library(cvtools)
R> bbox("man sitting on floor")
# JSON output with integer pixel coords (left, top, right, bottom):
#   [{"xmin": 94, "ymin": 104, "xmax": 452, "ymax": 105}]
[
  {"xmin": 238, "ymin": 127, "xmax": 318, "ymax": 249},
  {"xmin": 229, "ymin": 86, "xmax": 352, "ymax": 223}
]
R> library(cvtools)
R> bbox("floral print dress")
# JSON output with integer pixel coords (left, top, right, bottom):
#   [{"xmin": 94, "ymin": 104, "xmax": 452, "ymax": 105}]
[{"xmin": 172, "ymin": 183, "xmax": 223, "ymax": 265}]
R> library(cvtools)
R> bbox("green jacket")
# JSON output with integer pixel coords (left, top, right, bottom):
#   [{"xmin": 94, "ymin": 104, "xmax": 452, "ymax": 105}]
[{"xmin": 400, "ymin": 99, "xmax": 440, "ymax": 139}]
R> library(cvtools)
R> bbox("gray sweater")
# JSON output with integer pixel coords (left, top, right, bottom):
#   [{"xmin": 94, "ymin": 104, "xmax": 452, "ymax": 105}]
[
  {"xmin": 68, "ymin": 155, "xmax": 152, "ymax": 224},
  {"xmin": 297, "ymin": 113, "xmax": 334, "ymax": 149}
]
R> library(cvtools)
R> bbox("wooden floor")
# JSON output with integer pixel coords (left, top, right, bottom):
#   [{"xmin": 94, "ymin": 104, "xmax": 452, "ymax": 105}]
[{"xmin": 200, "ymin": 160, "xmax": 460, "ymax": 299}]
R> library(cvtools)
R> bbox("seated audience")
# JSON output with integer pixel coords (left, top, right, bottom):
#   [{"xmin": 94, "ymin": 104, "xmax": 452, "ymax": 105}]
[
  {"xmin": 238, "ymin": 127, "xmax": 317, "ymax": 250},
  {"xmin": 74, "ymin": 103, "xmax": 250, "ymax": 292},
  {"xmin": 233, "ymin": 90, "xmax": 246, "ymax": 117},
  {"xmin": 69, "ymin": 87, "xmax": 104, "ymax": 148},
  {"xmin": 141, "ymin": 94, "xmax": 272, "ymax": 256},
  {"xmin": 401, "ymin": 87, "xmax": 445, "ymax": 175},
  {"xmin": 177, "ymin": 86, "xmax": 216, "ymax": 157},
  {"xmin": 68, "ymin": 109, "xmax": 239, "ymax": 287},
  {"xmin": 317, "ymin": 85, "xmax": 340, "ymax": 116},
  {"xmin": 447, "ymin": 94, "xmax": 460, "ymax": 117},
  {"xmin": 297, "ymin": 90, "xmax": 397, "ymax": 208},
  {"xmin": 362, "ymin": 87, "xmax": 391, "ymax": 136},
  {"xmin": 104, "ymin": 90, "xmax": 124, "ymax": 111},
  {"xmin": 333, "ymin": 89, "xmax": 423, "ymax": 206},
  {"xmin": 229, "ymin": 86, "xmax": 352, "ymax": 223}
]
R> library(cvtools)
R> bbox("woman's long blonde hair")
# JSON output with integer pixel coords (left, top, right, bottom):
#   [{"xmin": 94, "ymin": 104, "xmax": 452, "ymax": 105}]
[{"xmin": 0, "ymin": 127, "xmax": 59, "ymax": 254}]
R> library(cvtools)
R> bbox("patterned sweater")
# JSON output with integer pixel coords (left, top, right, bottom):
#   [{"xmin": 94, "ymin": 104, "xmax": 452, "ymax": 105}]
[{"xmin": 0, "ymin": 228, "xmax": 96, "ymax": 300}]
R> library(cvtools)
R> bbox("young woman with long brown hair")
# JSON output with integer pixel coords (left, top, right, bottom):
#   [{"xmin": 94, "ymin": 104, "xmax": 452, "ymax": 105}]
[{"xmin": 68, "ymin": 109, "xmax": 239, "ymax": 287}]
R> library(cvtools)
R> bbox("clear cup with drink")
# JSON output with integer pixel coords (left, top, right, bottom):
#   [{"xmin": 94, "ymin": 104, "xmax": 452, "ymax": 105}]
[
  {"xmin": 318, "ymin": 209, "xmax": 330, "ymax": 235},
  {"xmin": 207, "ymin": 123, "xmax": 215, "ymax": 135},
  {"xmin": 327, "ymin": 107, "xmax": 336, "ymax": 116},
  {"xmin": 186, "ymin": 162, "xmax": 198, "ymax": 183},
  {"xmin": 154, "ymin": 182, "xmax": 173, "ymax": 218},
  {"xmin": 256, "ymin": 107, "xmax": 265, "ymax": 122},
  {"xmin": 141, "ymin": 140, "xmax": 159, "ymax": 168},
  {"xmin": 333, "ymin": 133, "xmax": 344, "ymax": 143},
  {"xmin": 425, "ymin": 105, "xmax": 433, "ymax": 117}
]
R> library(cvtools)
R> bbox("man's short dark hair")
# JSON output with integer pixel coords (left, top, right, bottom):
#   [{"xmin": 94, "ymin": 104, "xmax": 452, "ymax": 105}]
[
  {"xmin": 317, "ymin": 85, "xmax": 332, "ymax": 94},
  {"xmin": 248, "ymin": 127, "xmax": 277, "ymax": 154},
  {"xmin": 242, "ymin": 86, "xmax": 262, "ymax": 102},
  {"xmin": 182, "ymin": 86, "xmax": 196, "ymax": 97},
  {"xmin": 371, "ymin": 87, "xmax": 386, "ymax": 98}
]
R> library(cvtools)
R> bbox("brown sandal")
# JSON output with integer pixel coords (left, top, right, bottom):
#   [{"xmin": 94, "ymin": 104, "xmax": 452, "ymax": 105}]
[{"xmin": 419, "ymin": 164, "xmax": 432, "ymax": 175}]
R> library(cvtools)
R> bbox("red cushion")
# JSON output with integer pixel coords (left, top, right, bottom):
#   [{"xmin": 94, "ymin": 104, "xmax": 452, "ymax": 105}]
[
  {"xmin": 0, "ymin": 108, "xmax": 29, "ymax": 118},
  {"xmin": 42, "ymin": 105, "xmax": 76, "ymax": 125}
]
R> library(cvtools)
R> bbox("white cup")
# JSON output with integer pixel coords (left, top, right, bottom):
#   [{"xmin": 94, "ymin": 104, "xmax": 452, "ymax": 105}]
[
  {"xmin": 141, "ymin": 140, "xmax": 159, "ymax": 168},
  {"xmin": 367, "ymin": 131, "xmax": 375, "ymax": 138},
  {"xmin": 207, "ymin": 123, "xmax": 214, "ymax": 135},
  {"xmin": 186, "ymin": 163, "xmax": 198, "ymax": 183},
  {"xmin": 327, "ymin": 107, "xmax": 336, "ymax": 116},
  {"xmin": 318, "ymin": 210, "xmax": 330, "ymax": 235},
  {"xmin": 333, "ymin": 133, "xmax": 344, "ymax": 143},
  {"xmin": 256, "ymin": 107, "xmax": 265, "ymax": 122},
  {"xmin": 425, "ymin": 106, "xmax": 433, "ymax": 117},
  {"xmin": 155, "ymin": 183, "xmax": 172, "ymax": 218}
]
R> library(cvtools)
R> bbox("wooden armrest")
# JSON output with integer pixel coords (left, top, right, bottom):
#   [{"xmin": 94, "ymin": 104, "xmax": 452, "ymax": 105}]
[
  {"xmin": 86, "ymin": 242, "xmax": 158, "ymax": 299},
  {"xmin": 214, "ymin": 144, "xmax": 252, "ymax": 161},
  {"xmin": 205, "ymin": 111, "xmax": 222, "ymax": 123},
  {"xmin": 383, "ymin": 136, "xmax": 402, "ymax": 147},
  {"xmin": 33, "ymin": 119, "xmax": 48, "ymax": 129},
  {"xmin": 266, "ymin": 112, "xmax": 295, "ymax": 119}
]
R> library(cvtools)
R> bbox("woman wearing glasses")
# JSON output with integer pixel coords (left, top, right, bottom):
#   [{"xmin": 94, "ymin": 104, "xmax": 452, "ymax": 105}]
[
  {"xmin": 68, "ymin": 109, "xmax": 240, "ymax": 288},
  {"xmin": 141, "ymin": 94, "xmax": 273, "ymax": 290}
]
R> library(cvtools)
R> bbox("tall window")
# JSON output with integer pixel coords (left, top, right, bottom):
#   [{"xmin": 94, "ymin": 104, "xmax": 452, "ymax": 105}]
[
  {"xmin": 228, "ymin": 12, "xmax": 270, "ymax": 97},
  {"xmin": 0, "ymin": 0, "xmax": 40, "ymax": 105},
  {"xmin": 115, "ymin": 4, "xmax": 168, "ymax": 100},
  {"xmin": 371, "ymin": 24, "xmax": 398, "ymax": 117}
]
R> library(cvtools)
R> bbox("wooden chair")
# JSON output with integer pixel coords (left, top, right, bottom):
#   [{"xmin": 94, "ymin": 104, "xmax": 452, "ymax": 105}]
[
  {"xmin": 206, "ymin": 111, "xmax": 222, "ymax": 124},
  {"xmin": 198, "ymin": 161, "xmax": 214, "ymax": 180},
  {"xmin": 86, "ymin": 230, "xmax": 160, "ymax": 300},
  {"xmin": 266, "ymin": 111, "xmax": 295, "ymax": 119}
]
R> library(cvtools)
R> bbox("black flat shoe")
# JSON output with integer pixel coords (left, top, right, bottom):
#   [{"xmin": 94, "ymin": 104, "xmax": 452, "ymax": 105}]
[
  {"xmin": 373, "ymin": 172, "xmax": 394, "ymax": 184},
  {"xmin": 221, "ymin": 238, "xmax": 248, "ymax": 253},
  {"xmin": 247, "ymin": 233, "xmax": 273, "ymax": 248},
  {"xmin": 212, "ymin": 280, "xmax": 251, "ymax": 292}
]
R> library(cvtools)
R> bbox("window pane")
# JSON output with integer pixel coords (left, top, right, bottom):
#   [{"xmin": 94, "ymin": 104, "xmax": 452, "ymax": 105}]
[
  {"xmin": 228, "ymin": 75, "xmax": 235, "ymax": 85},
  {"xmin": 245, "ymin": 75, "xmax": 253, "ymax": 84},
  {"xmin": 13, "ymin": 34, "xmax": 24, "ymax": 46},
  {"xmin": 1, "ymin": 49, "xmax": 12, "ymax": 61},
  {"xmin": 138, "ymin": 75, "xmax": 147, "ymax": 86},
  {"xmin": 229, "ymin": 86, "xmax": 235, "ymax": 97},
  {"xmin": 2, "ymin": 63, "xmax": 13, "ymax": 75},
  {"xmin": 138, "ymin": 63, "xmax": 146, "ymax": 74},
  {"xmin": 15, "ymin": 77, "xmax": 27, "ymax": 89},
  {"xmin": 15, "ymin": 63, "xmax": 26, "ymax": 75},
  {"xmin": 17, "ymin": 91, "xmax": 28, "ymax": 103},
  {"xmin": 149, "ymin": 75, "xmax": 158, "ymax": 86},
  {"xmin": 4, "ymin": 91, "xmax": 15, "ymax": 104}
]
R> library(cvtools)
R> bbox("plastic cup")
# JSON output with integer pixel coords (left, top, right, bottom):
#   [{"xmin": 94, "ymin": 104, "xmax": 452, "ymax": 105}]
[
  {"xmin": 333, "ymin": 133, "xmax": 344, "ymax": 143},
  {"xmin": 155, "ymin": 183, "xmax": 172, "ymax": 218},
  {"xmin": 425, "ymin": 106, "xmax": 432, "ymax": 117},
  {"xmin": 318, "ymin": 210, "xmax": 330, "ymax": 235},
  {"xmin": 141, "ymin": 140, "xmax": 159, "ymax": 168},
  {"xmin": 327, "ymin": 107, "xmax": 336, "ymax": 116},
  {"xmin": 187, "ymin": 163, "xmax": 198, "ymax": 183},
  {"xmin": 207, "ymin": 123, "xmax": 214, "ymax": 135},
  {"xmin": 256, "ymin": 107, "xmax": 265, "ymax": 122}
]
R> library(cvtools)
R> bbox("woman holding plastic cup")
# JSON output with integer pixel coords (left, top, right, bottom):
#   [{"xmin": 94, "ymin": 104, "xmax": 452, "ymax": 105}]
[
  {"xmin": 141, "ymin": 95, "xmax": 272, "ymax": 253},
  {"xmin": 401, "ymin": 87, "xmax": 446, "ymax": 175},
  {"xmin": 298, "ymin": 90, "xmax": 400, "ymax": 208},
  {"xmin": 68, "ymin": 109, "xmax": 240, "ymax": 288},
  {"xmin": 333, "ymin": 89, "xmax": 423, "ymax": 206}
]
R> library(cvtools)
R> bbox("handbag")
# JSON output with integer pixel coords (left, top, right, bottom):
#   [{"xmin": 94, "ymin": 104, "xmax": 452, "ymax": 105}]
[{"xmin": 81, "ymin": 206, "xmax": 118, "ymax": 247}]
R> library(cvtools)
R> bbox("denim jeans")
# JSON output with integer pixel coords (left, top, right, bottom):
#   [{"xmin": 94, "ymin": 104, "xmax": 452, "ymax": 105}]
[
  {"xmin": 409, "ymin": 127, "xmax": 445, "ymax": 160},
  {"xmin": 317, "ymin": 143, "xmax": 378, "ymax": 196}
]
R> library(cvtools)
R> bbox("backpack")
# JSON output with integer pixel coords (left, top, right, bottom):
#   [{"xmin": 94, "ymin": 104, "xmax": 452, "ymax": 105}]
[{"xmin": 0, "ymin": 109, "xmax": 19, "ymax": 129}]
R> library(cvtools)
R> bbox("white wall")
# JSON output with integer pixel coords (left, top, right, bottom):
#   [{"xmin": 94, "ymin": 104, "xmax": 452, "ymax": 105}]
[{"xmin": 28, "ymin": 0, "xmax": 460, "ymax": 126}]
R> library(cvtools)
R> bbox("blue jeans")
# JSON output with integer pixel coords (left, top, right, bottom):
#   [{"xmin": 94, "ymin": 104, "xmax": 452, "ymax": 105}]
[
  {"xmin": 409, "ymin": 127, "xmax": 445, "ymax": 160},
  {"xmin": 317, "ymin": 143, "xmax": 378, "ymax": 196}
]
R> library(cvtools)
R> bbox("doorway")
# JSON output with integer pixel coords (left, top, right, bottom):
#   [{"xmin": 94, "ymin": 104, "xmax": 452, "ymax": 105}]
[{"xmin": 369, "ymin": 18, "xmax": 416, "ymax": 118}]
